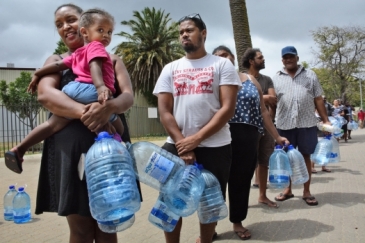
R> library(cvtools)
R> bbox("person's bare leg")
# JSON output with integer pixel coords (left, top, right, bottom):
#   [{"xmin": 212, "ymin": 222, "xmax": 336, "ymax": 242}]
[
  {"xmin": 302, "ymin": 154, "xmax": 317, "ymax": 204},
  {"xmin": 200, "ymin": 222, "xmax": 218, "ymax": 243},
  {"xmin": 11, "ymin": 115, "xmax": 70, "ymax": 160},
  {"xmin": 232, "ymin": 222, "xmax": 251, "ymax": 240},
  {"xmin": 112, "ymin": 117, "xmax": 124, "ymax": 137},
  {"xmin": 94, "ymin": 221, "xmax": 117, "ymax": 243},
  {"xmin": 311, "ymin": 162, "xmax": 317, "ymax": 173},
  {"xmin": 253, "ymin": 167, "xmax": 259, "ymax": 186},
  {"xmin": 164, "ymin": 218, "xmax": 182, "ymax": 243},
  {"xmin": 66, "ymin": 214, "xmax": 96, "ymax": 243},
  {"xmin": 258, "ymin": 164, "xmax": 277, "ymax": 207}
]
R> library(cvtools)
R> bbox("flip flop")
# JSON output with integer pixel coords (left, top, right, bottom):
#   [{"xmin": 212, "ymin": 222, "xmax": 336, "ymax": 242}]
[
  {"xmin": 252, "ymin": 184, "xmax": 259, "ymax": 188},
  {"xmin": 4, "ymin": 150, "xmax": 23, "ymax": 174},
  {"xmin": 196, "ymin": 232, "xmax": 218, "ymax": 243},
  {"xmin": 259, "ymin": 201, "xmax": 279, "ymax": 208},
  {"xmin": 274, "ymin": 193, "xmax": 294, "ymax": 202},
  {"xmin": 312, "ymin": 169, "xmax": 317, "ymax": 174},
  {"xmin": 302, "ymin": 196, "xmax": 318, "ymax": 206},
  {"xmin": 321, "ymin": 168, "xmax": 331, "ymax": 172},
  {"xmin": 235, "ymin": 229, "xmax": 251, "ymax": 240}
]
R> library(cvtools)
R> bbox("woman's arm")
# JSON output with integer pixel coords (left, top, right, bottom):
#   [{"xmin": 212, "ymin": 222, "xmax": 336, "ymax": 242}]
[
  {"xmin": 80, "ymin": 54, "xmax": 134, "ymax": 132},
  {"xmin": 37, "ymin": 54, "xmax": 85, "ymax": 119},
  {"xmin": 247, "ymin": 74, "xmax": 289, "ymax": 146}
]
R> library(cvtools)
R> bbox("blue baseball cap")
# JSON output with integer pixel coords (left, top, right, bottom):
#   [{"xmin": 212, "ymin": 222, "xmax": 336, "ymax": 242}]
[{"xmin": 281, "ymin": 46, "xmax": 298, "ymax": 57}]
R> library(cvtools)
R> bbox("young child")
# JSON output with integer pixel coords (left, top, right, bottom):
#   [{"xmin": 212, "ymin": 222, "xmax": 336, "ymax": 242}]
[{"xmin": 5, "ymin": 8, "xmax": 124, "ymax": 170}]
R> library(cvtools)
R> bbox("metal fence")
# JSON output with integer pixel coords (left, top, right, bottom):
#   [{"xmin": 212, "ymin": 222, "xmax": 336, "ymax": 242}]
[{"xmin": 0, "ymin": 104, "xmax": 167, "ymax": 157}]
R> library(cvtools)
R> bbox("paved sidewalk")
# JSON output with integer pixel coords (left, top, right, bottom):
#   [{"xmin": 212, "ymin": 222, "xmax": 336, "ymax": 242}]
[{"xmin": 1, "ymin": 130, "xmax": 365, "ymax": 243}]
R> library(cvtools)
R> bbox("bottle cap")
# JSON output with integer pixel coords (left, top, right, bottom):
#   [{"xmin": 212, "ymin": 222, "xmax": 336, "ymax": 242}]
[
  {"xmin": 96, "ymin": 131, "xmax": 113, "ymax": 141},
  {"xmin": 9, "ymin": 185, "xmax": 15, "ymax": 189},
  {"xmin": 287, "ymin": 145, "xmax": 294, "ymax": 150},
  {"xmin": 18, "ymin": 187, "xmax": 24, "ymax": 192},
  {"xmin": 275, "ymin": 145, "xmax": 282, "ymax": 149},
  {"xmin": 194, "ymin": 162, "xmax": 204, "ymax": 171}
]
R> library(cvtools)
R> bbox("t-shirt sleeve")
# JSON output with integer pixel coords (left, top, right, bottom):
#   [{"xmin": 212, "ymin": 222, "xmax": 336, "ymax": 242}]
[
  {"xmin": 62, "ymin": 55, "xmax": 73, "ymax": 68},
  {"xmin": 153, "ymin": 63, "xmax": 173, "ymax": 96},
  {"xmin": 311, "ymin": 71, "xmax": 323, "ymax": 98},
  {"xmin": 85, "ymin": 41, "xmax": 109, "ymax": 63},
  {"xmin": 267, "ymin": 76, "xmax": 274, "ymax": 89},
  {"xmin": 219, "ymin": 58, "xmax": 242, "ymax": 88}
]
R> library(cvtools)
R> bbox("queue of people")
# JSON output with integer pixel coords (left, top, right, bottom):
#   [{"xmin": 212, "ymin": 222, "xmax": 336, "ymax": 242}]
[{"xmin": 6, "ymin": 5, "xmax": 360, "ymax": 243}]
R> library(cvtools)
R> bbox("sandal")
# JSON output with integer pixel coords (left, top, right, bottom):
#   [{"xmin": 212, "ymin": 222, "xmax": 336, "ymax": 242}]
[
  {"xmin": 235, "ymin": 229, "xmax": 251, "ymax": 240},
  {"xmin": 274, "ymin": 193, "xmax": 294, "ymax": 202},
  {"xmin": 302, "ymin": 196, "xmax": 318, "ymax": 206},
  {"xmin": 196, "ymin": 232, "xmax": 218, "ymax": 243},
  {"xmin": 321, "ymin": 168, "xmax": 331, "ymax": 172}
]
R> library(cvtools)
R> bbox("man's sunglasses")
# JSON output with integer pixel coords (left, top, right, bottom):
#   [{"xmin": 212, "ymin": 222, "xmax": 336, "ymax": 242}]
[{"xmin": 178, "ymin": 13, "xmax": 206, "ymax": 29}]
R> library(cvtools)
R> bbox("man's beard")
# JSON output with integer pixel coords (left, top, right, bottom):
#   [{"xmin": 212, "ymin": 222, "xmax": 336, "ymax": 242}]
[
  {"xmin": 182, "ymin": 35, "xmax": 203, "ymax": 53},
  {"xmin": 255, "ymin": 62, "xmax": 265, "ymax": 70}
]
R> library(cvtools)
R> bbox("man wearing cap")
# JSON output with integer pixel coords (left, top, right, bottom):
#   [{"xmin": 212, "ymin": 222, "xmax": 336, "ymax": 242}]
[
  {"xmin": 272, "ymin": 46, "xmax": 331, "ymax": 206},
  {"xmin": 153, "ymin": 13, "xmax": 241, "ymax": 243}
]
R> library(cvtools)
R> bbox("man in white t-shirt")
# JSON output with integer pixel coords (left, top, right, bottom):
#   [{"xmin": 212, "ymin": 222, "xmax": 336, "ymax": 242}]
[{"xmin": 153, "ymin": 13, "xmax": 241, "ymax": 243}]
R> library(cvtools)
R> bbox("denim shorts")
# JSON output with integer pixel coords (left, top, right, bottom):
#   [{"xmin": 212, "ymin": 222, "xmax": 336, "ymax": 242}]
[{"xmin": 277, "ymin": 126, "xmax": 318, "ymax": 155}]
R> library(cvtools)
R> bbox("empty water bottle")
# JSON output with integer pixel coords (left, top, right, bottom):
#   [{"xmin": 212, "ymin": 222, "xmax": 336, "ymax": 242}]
[
  {"xmin": 269, "ymin": 145, "xmax": 291, "ymax": 189},
  {"xmin": 148, "ymin": 193, "xmax": 180, "ymax": 232},
  {"xmin": 165, "ymin": 163, "xmax": 205, "ymax": 217},
  {"xmin": 197, "ymin": 169, "xmax": 228, "ymax": 224},
  {"xmin": 348, "ymin": 120, "xmax": 358, "ymax": 130},
  {"xmin": 85, "ymin": 132, "xmax": 141, "ymax": 233},
  {"xmin": 311, "ymin": 135, "xmax": 333, "ymax": 165},
  {"xmin": 128, "ymin": 141, "xmax": 185, "ymax": 193},
  {"xmin": 12, "ymin": 187, "xmax": 31, "ymax": 224},
  {"xmin": 329, "ymin": 135, "xmax": 340, "ymax": 163},
  {"xmin": 286, "ymin": 145, "xmax": 309, "ymax": 185},
  {"xmin": 3, "ymin": 185, "xmax": 17, "ymax": 221}
]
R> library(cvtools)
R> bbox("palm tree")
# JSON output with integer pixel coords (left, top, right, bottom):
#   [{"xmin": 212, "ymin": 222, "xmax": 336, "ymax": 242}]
[
  {"xmin": 114, "ymin": 7, "xmax": 184, "ymax": 105},
  {"xmin": 229, "ymin": 0, "xmax": 252, "ymax": 72}
]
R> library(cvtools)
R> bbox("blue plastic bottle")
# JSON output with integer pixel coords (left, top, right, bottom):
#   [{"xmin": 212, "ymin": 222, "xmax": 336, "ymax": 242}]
[
  {"xmin": 3, "ymin": 185, "xmax": 17, "ymax": 221},
  {"xmin": 164, "ymin": 163, "xmax": 205, "ymax": 217},
  {"xmin": 329, "ymin": 135, "xmax": 340, "ymax": 163},
  {"xmin": 311, "ymin": 135, "xmax": 333, "ymax": 165},
  {"xmin": 128, "ymin": 141, "xmax": 185, "ymax": 193},
  {"xmin": 197, "ymin": 169, "xmax": 228, "ymax": 224},
  {"xmin": 85, "ymin": 132, "xmax": 141, "ymax": 233},
  {"xmin": 286, "ymin": 145, "xmax": 309, "ymax": 185},
  {"xmin": 269, "ymin": 145, "xmax": 291, "ymax": 189},
  {"xmin": 12, "ymin": 187, "xmax": 31, "ymax": 224},
  {"xmin": 148, "ymin": 193, "xmax": 180, "ymax": 232}
]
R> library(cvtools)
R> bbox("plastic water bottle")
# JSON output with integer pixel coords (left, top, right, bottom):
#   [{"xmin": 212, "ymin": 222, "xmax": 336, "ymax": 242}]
[
  {"xmin": 349, "ymin": 121, "xmax": 358, "ymax": 130},
  {"xmin": 85, "ymin": 132, "xmax": 141, "ymax": 233},
  {"xmin": 347, "ymin": 121, "xmax": 354, "ymax": 130},
  {"xmin": 12, "ymin": 187, "xmax": 31, "ymax": 224},
  {"xmin": 197, "ymin": 169, "xmax": 228, "ymax": 224},
  {"xmin": 317, "ymin": 123, "xmax": 342, "ymax": 134},
  {"xmin": 286, "ymin": 145, "xmax": 309, "ymax": 185},
  {"xmin": 329, "ymin": 135, "xmax": 340, "ymax": 163},
  {"xmin": 311, "ymin": 135, "xmax": 333, "ymax": 165},
  {"xmin": 128, "ymin": 141, "xmax": 185, "ymax": 193},
  {"xmin": 3, "ymin": 185, "xmax": 17, "ymax": 221},
  {"xmin": 269, "ymin": 145, "xmax": 291, "ymax": 189},
  {"xmin": 148, "ymin": 193, "xmax": 180, "ymax": 232},
  {"xmin": 164, "ymin": 163, "xmax": 205, "ymax": 217}
]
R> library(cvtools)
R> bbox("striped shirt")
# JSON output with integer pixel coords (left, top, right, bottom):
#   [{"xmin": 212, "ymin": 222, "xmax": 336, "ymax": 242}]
[{"xmin": 272, "ymin": 65, "xmax": 323, "ymax": 130}]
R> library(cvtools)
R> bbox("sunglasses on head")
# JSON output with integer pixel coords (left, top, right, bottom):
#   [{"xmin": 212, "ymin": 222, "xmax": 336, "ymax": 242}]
[{"xmin": 178, "ymin": 13, "xmax": 206, "ymax": 29}]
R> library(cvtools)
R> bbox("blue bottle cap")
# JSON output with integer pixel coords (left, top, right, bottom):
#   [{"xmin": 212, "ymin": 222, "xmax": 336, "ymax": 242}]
[
  {"xmin": 325, "ymin": 135, "xmax": 331, "ymax": 139},
  {"xmin": 275, "ymin": 145, "xmax": 282, "ymax": 149},
  {"xmin": 18, "ymin": 187, "xmax": 24, "ymax": 192},
  {"xmin": 193, "ymin": 162, "xmax": 204, "ymax": 171},
  {"xmin": 287, "ymin": 145, "xmax": 294, "ymax": 150},
  {"xmin": 96, "ymin": 131, "xmax": 113, "ymax": 141},
  {"xmin": 9, "ymin": 185, "xmax": 15, "ymax": 189}
]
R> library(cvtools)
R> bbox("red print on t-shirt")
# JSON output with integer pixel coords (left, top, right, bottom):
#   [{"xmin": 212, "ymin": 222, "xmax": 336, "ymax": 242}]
[{"xmin": 173, "ymin": 67, "xmax": 214, "ymax": 96}]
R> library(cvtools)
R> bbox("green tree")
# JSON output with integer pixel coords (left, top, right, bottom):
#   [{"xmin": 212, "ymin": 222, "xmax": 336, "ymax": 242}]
[
  {"xmin": 229, "ymin": 0, "xmax": 252, "ymax": 72},
  {"xmin": 0, "ymin": 72, "xmax": 44, "ymax": 129},
  {"xmin": 114, "ymin": 7, "xmax": 184, "ymax": 106},
  {"xmin": 54, "ymin": 39, "xmax": 68, "ymax": 55},
  {"xmin": 311, "ymin": 25, "xmax": 365, "ymax": 104}
]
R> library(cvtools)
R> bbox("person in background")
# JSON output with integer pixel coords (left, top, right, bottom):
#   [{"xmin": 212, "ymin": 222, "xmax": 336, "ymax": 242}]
[
  {"xmin": 153, "ymin": 15, "xmax": 241, "ymax": 243},
  {"xmin": 358, "ymin": 109, "xmax": 365, "ymax": 129},
  {"xmin": 272, "ymin": 46, "xmax": 330, "ymax": 206},
  {"xmin": 323, "ymin": 96, "xmax": 333, "ymax": 117},
  {"xmin": 345, "ymin": 101, "xmax": 355, "ymax": 139},
  {"xmin": 213, "ymin": 45, "xmax": 289, "ymax": 240}
]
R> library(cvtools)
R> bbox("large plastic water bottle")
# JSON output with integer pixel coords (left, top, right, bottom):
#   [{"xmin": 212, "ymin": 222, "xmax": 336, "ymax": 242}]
[
  {"xmin": 286, "ymin": 145, "xmax": 309, "ymax": 185},
  {"xmin": 164, "ymin": 163, "xmax": 205, "ymax": 217},
  {"xmin": 3, "ymin": 185, "xmax": 17, "ymax": 221},
  {"xmin": 311, "ymin": 135, "xmax": 333, "ymax": 165},
  {"xmin": 269, "ymin": 145, "xmax": 291, "ymax": 189},
  {"xmin": 197, "ymin": 169, "xmax": 228, "ymax": 224},
  {"xmin": 348, "ymin": 120, "xmax": 358, "ymax": 130},
  {"xmin": 85, "ymin": 132, "xmax": 141, "ymax": 233},
  {"xmin": 128, "ymin": 141, "xmax": 185, "ymax": 193},
  {"xmin": 329, "ymin": 135, "xmax": 340, "ymax": 163},
  {"xmin": 148, "ymin": 193, "xmax": 180, "ymax": 232},
  {"xmin": 12, "ymin": 187, "xmax": 31, "ymax": 224}
]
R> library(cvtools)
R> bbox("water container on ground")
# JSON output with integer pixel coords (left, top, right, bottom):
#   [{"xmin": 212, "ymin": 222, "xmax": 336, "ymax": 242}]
[
  {"xmin": 3, "ymin": 185, "xmax": 17, "ymax": 221},
  {"xmin": 12, "ymin": 187, "xmax": 31, "ymax": 224}
]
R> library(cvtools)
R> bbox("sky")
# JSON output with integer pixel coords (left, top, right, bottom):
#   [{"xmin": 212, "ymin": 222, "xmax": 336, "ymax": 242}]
[{"xmin": 0, "ymin": 0, "xmax": 364, "ymax": 77}]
